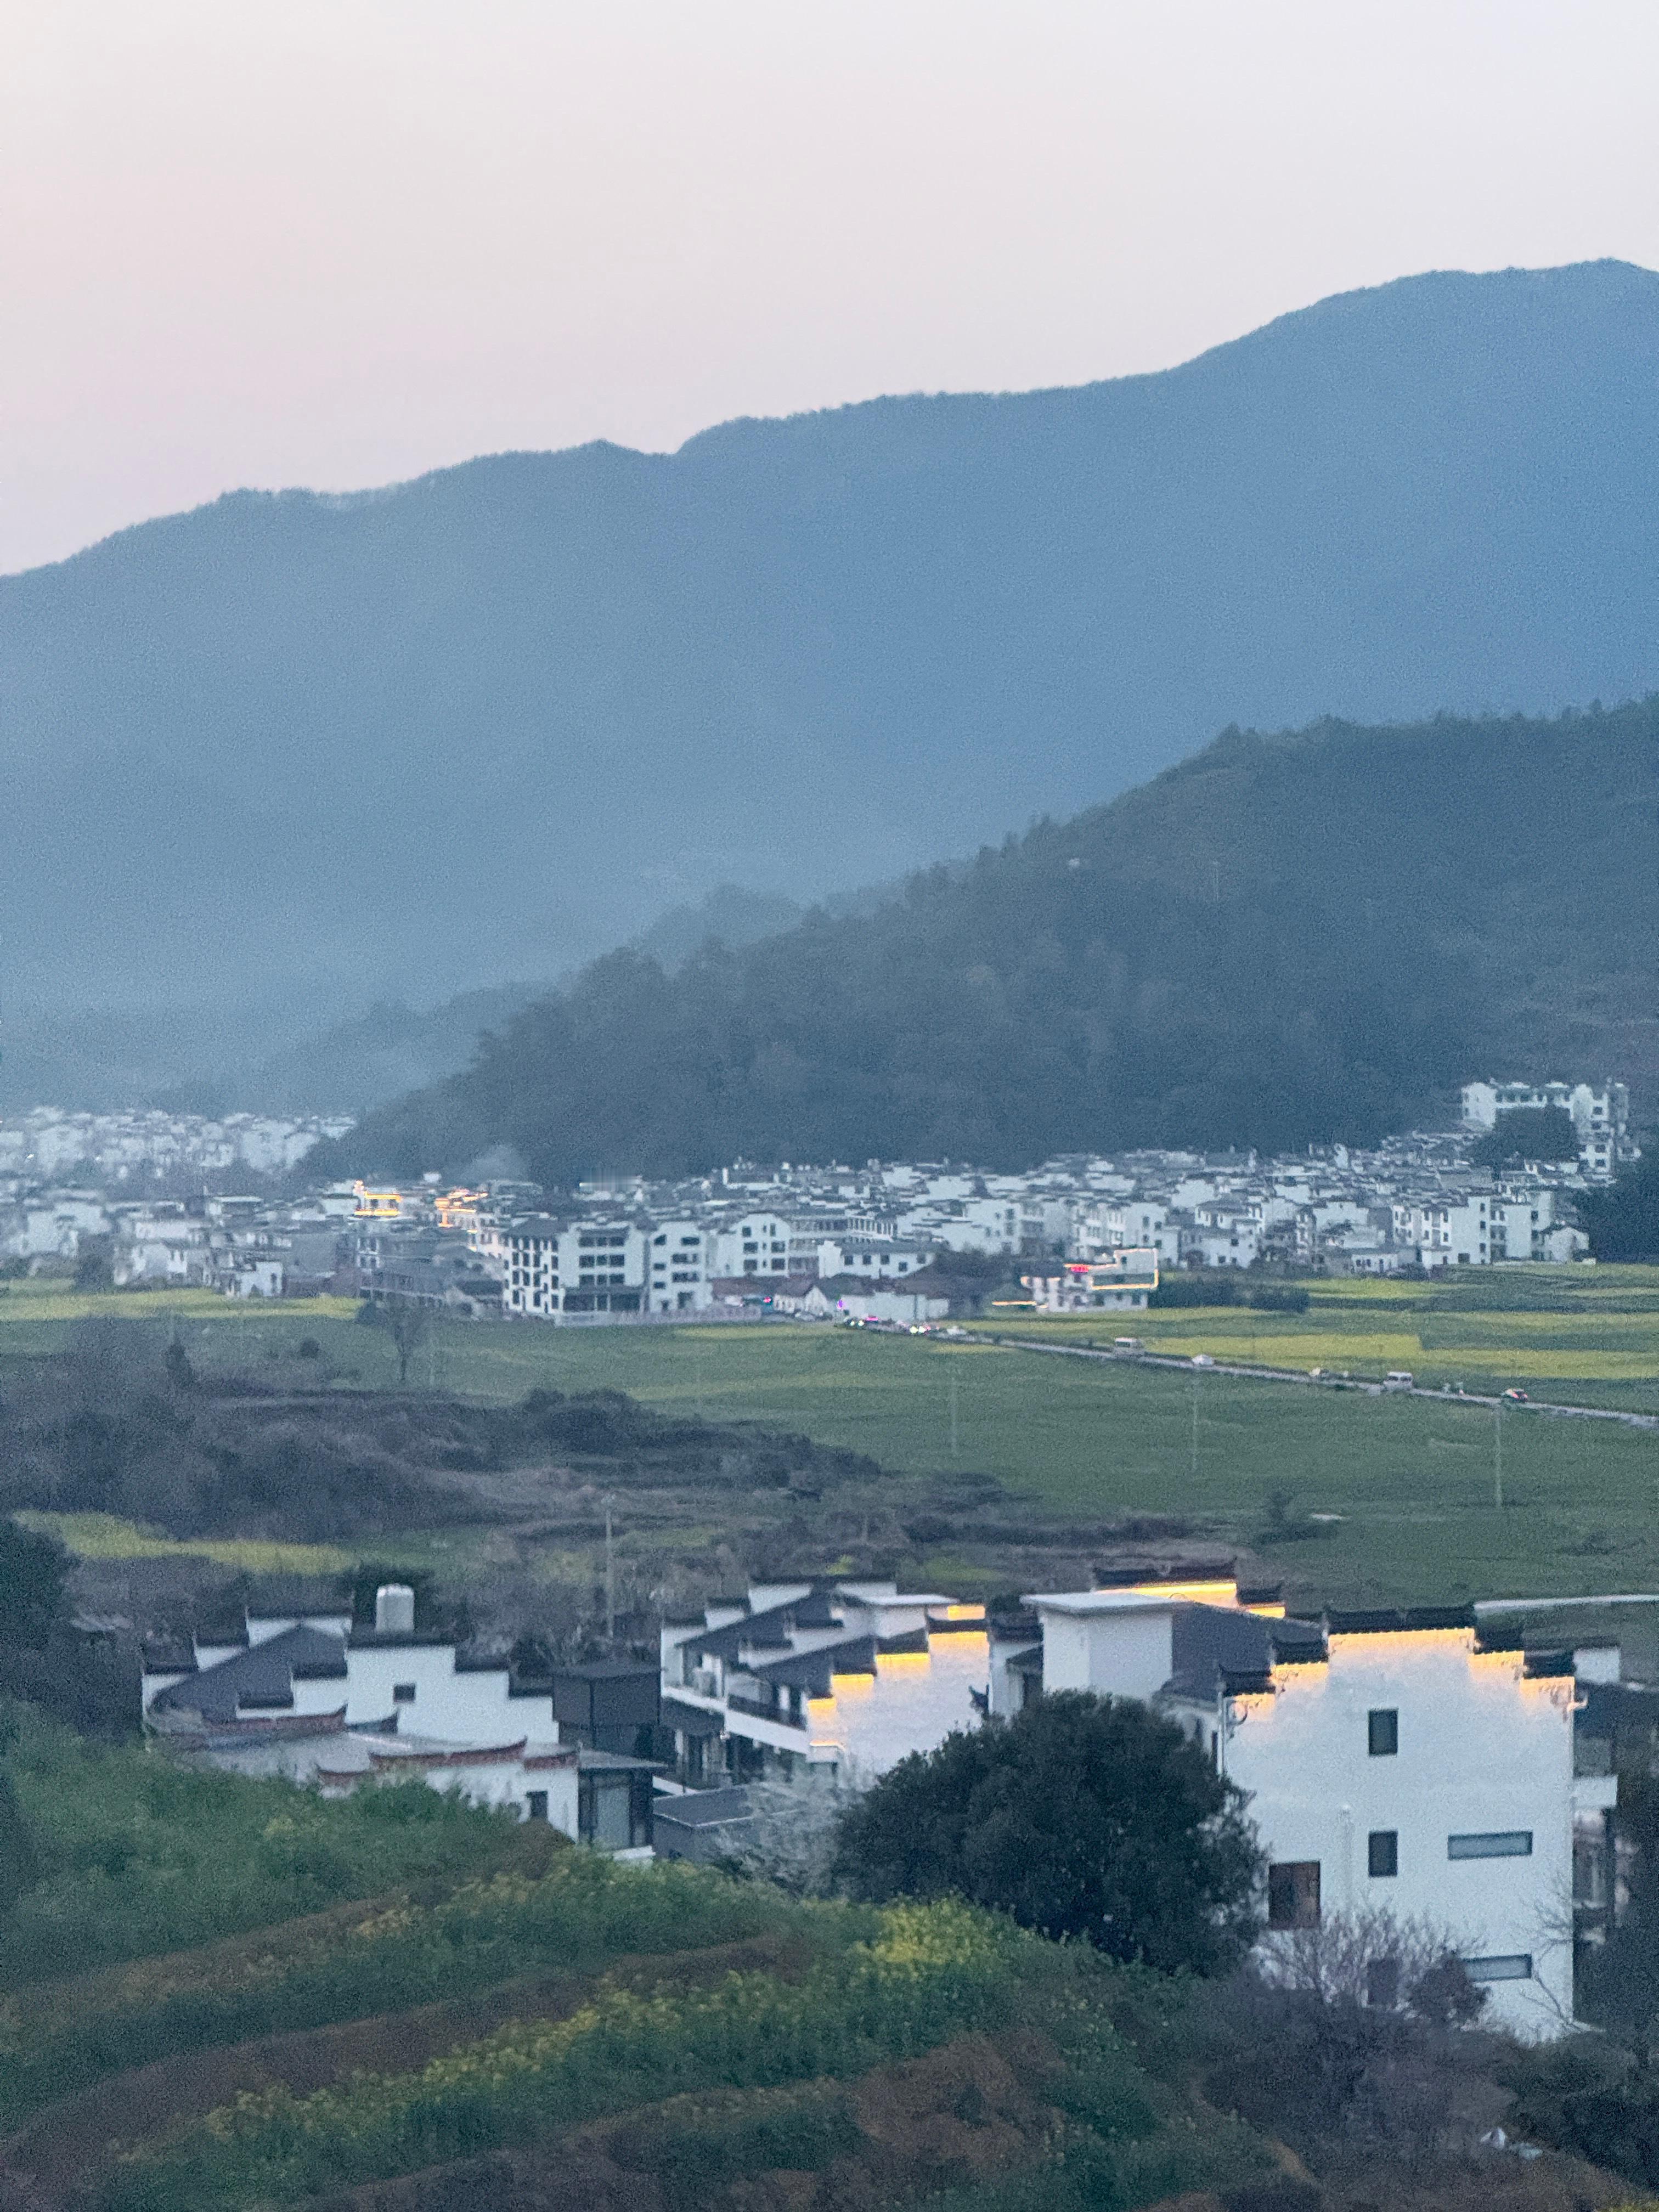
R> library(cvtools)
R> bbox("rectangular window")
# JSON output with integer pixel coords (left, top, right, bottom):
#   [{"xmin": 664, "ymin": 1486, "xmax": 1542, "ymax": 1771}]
[
  {"xmin": 392, "ymin": 1683, "xmax": 416, "ymax": 1704},
  {"xmin": 526, "ymin": 1790, "xmax": 548, "ymax": 1821},
  {"xmin": 1368, "ymin": 1709, "xmax": 1398, "ymax": 1757},
  {"xmin": 1365, "ymin": 1956, "xmax": 1401, "ymax": 2010},
  {"xmin": 1448, "ymin": 1831, "xmax": 1533, "ymax": 1859},
  {"xmin": 1465, "ymin": 1954, "xmax": 1533, "ymax": 1982},
  {"xmin": 1368, "ymin": 1830, "xmax": 1398, "ymax": 1878},
  {"xmin": 1267, "ymin": 1860, "xmax": 1321, "ymax": 1929}
]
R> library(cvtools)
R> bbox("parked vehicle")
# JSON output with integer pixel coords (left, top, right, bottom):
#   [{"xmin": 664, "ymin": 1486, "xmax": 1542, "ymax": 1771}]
[
  {"xmin": 1502, "ymin": 1387, "xmax": 1530, "ymax": 1404},
  {"xmin": 1113, "ymin": 1337, "xmax": 1145, "ymax": 1357},
  {"xmin": 1383, "ymin": 1370, "xmax": 1415, "ymax": 1391},
  {"xmin": 1190, "ymin": 1353, "xmax": 1215, "ymax": 1369}
]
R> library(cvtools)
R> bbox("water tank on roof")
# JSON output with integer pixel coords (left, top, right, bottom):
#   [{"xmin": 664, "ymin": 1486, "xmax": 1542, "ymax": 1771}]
[{"xmin": 375, "ymin": 1583, "xmax": 416, "ymax": 1635}]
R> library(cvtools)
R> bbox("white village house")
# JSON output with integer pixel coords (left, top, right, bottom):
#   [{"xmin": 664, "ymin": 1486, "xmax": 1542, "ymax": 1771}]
[
  {"xmin": 989, "ymin": 1575, "xmax": 1612, "ymax": 2038},
  {"xmin": 142, "ymin": 1585, "xmax": 653, "ymax": 1855}
]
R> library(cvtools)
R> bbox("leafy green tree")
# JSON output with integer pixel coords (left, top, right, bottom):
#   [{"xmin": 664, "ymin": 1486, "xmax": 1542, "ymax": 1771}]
[
  {"xmin": 831, "ymin": 1690, "xmax": 1261, "ymax": 1974},
  {"xmin": 72, "ymin": 1235, "xmax": 115, "ymax": 1291},
  {"xmin": 1580, "ymin": 1145, "xmax": 1659, "ymax": 1262},
  {"xmin": 1470, "ymin": 1106, "xmax": 1581, "ymax": 1166},
  {"xmin": 0, "ymin": 1523, "xmax": 72, "ymax": 1651}
]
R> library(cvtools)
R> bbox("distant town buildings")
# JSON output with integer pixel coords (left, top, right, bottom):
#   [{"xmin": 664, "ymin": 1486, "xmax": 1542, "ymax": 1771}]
[{"xmin": 0, "ymin": 1074, "xmax": 1638, "ymax": 1310}]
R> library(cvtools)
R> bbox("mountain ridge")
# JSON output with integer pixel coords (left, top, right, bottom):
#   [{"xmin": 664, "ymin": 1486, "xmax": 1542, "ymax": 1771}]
[
  {"xmin": 316, "ymin": 698, "xmax": 1659, "ymax": 1186},
  {"xmin": 6, "ymin": 257, "xmax": 1659, "ymax": 1065}
]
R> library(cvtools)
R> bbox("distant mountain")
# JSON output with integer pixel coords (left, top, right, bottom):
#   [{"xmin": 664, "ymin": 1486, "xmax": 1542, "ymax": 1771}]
[
  {"xmin": 317, "ymin": 702, "xmax": 1659, "ymax": 1183},
  {"xmin": 5, "ymin": 259, "xmax": 1659, "ymax": 1045}
]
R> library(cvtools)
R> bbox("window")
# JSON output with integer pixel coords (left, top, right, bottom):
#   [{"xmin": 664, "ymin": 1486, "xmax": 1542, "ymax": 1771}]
[
  {"xmin": 1465, "ymin": 1954, "xmax": 1533, "ymax": 1982},
  {"xmin": 1365, "ymin": 1956, "xmax": 1401, "ymax": 2010},
  {"xmin": 1368, "ymin": 1830, "xmax": 1398, "ymax": 1878},
  {"xmin": 1267, "ymin": 1861, "xmax": 1321, "ymax": 1929},
  {"xmin": 393, "ymin": 1682, "xmax": 416, "ymax": 1704},
  {"xmin": 1448, "ymin": 1831, "xmax": 1532, "ymax": 1860},
  {"xmin": 526, "ymin": 1790, "xmax": 549, "ymax": 1821},
  {"xmin": 1368, "ymin": 1708, "xmax": 1398, "ymax": 1757}
]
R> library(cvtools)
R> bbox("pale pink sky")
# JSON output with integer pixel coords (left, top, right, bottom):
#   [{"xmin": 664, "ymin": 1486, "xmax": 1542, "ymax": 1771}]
[{"xmin": 3, "ymin": 0, "xmax": 1657, "ymax": 575}]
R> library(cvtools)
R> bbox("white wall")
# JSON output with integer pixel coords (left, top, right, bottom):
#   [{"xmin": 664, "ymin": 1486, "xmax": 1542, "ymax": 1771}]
[{"xmin": 1226, "ymin": 1631, "xmax": 1576, "ymax": 2036}]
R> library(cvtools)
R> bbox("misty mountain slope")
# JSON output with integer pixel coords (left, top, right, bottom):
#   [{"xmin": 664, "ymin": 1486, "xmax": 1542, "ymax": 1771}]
[
  {"xmin": 5, "ymin": 258, "xmax": 1659, "ymax": 1025},
  {"xmin": 318, "ymin": 701, "xmax": 1659, "ymax": 1185}
]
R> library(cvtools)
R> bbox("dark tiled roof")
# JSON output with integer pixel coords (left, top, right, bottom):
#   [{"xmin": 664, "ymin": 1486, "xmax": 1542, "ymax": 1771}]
[
  {"xmin": 1325, "ymin": 1605, "xmax": 1475, "ymax": 1634},
  {"xmin": 149, "ymin": 1624, "xmax": 348, "ymax": 1724},
  {"xmin": 747, "ymin": 1635, "xmax": 877, "ymax": 1694},
  {"xmin": 653, "ymin": 1786, "xmax": 754, "ymax": 1831},
  {"xmin": 1165, "ymin": 1605, "xmax": 1325, "ymax": 1699},
  {"xmin": 680, "ymin": 1591, "xmax": 842, "ymax": 1664}
]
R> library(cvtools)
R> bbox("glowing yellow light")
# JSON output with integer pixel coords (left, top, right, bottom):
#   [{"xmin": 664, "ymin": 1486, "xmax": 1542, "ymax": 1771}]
[
  {"xmin": 938, "ymin": 1604, "xmax": 986, "ymax": 1622},
  {"xmin": 876, "ymin": 1651, "xmax": 932, "ymax": 1674},
  {"xmin": 831, "ymin": 1672, "xmax": 875, "ymax": 1696}
]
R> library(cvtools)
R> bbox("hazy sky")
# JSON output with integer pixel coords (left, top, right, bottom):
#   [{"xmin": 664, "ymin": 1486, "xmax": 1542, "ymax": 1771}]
[{"xmin": 3, "ymin": 0, "xmax": 1657, "ymax": 575}]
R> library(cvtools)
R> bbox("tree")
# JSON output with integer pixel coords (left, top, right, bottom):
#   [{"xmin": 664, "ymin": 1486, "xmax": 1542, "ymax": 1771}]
[
  {"xmin": 724, "ymin": 1776, "xmax": 865, "ymax": 1897},
  {"xmin": 72, "ymin": 1235, "xmax": 114, "ymax": 1291},
  {"xmin": 830, "ymin": 1690, "xmax": 1261, "ymax": 1974},
  {"xmin": 1579, "ymin": 1146, "xmax": 1659, "ymax": 1263},
  {"xmin": 1470, "ymin": 1106, "xmax": 1580, "ymax": 1167},
  {"xmin": 360, "ymin": 1296, "xmax": 430, "ymax": 1384}
]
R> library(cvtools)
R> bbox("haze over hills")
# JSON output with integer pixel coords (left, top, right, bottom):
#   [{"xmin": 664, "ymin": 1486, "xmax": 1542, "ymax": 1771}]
[
  {"xmin": 315, "ymin": 701, "xmax": 1659, "ymax": 1186},
  {"xmin": 6, "ymin": 258, "xmax": 1659, "ymax": 1107}
]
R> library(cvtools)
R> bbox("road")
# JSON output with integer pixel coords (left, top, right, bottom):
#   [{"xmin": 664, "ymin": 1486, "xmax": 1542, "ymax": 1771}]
[{"xmin": 981, "ymin": 1335, "xmax": 1659, "ymax": 1433}]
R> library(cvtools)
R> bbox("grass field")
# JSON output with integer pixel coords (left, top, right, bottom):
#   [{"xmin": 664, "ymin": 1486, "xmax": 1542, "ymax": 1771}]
[{"xmin": 4, "ymin": 1275, "xmax": 1659, "ymax": 1606}]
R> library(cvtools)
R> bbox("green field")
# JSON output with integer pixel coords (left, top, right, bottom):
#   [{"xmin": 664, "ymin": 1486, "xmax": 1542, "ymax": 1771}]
[{"xmin": 4, "ymin": 1275, "xmax": 1659, "ymax": 1607}]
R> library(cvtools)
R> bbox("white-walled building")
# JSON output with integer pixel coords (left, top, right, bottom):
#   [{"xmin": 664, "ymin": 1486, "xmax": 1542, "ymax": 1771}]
[
  {"xmin": 995, "ymin": 1577, "xmax": 1608, "ymax": 2037},
  {"xmin": 660, "ymin": 1581, "xmax": 988, "ymax": 1785},
  {"xmin": 646, "ymin": 1220, "xmax": 713, "ymax": 1312},
  {"xmin": 142, "ymin": 1587, "xmax": 650, "ymax": 1853},
  {"xmin": 495, "ymin": 1216, "xmax": 650, "ymax": 1319}
]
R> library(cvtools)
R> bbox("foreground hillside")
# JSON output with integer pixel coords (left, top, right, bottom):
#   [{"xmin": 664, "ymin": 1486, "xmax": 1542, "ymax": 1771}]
[
  {"xmin": 0, "ymin": 1713, "xmax": 1265, "ymax": 2212},
  {"xmin": 6, "ymin": 259, "xmax": 1659, "ymax": 1085},
  {"xmin": 325, "ymin": 701, "xmax": 1659, "ymax": 1181}
]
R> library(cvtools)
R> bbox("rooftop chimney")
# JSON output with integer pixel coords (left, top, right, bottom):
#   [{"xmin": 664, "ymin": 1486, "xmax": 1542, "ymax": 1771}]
[{"xmin": 375, "ymin": 1583, "xmax": 416, "ymax": 1635}]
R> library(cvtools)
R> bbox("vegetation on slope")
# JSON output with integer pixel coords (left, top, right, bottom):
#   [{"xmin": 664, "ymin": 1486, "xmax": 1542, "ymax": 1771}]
[
  {"xmin": 324, "ymin": 702, "xmax": 1658, "ymax": 1183},
  {"xmin": 9, "ymin": 258, "xmax": 1659, "ymax": 1071}
]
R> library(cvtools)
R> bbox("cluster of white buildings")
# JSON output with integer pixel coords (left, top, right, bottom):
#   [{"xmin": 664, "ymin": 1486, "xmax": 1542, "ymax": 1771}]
[
  {"xmin": 138, "ymin": 1567, "xmax": 1622, "ymax": 2039},
  {"xmin": 0, "ymin": 1107, "xmax": 352, "ymax": 1185},
  {"xmin": 0, "ymin": 1076, "xmax": 1635, "ymax": 1311}
]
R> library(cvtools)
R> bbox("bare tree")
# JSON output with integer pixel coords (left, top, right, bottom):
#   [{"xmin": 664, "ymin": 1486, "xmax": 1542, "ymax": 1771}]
[
  {"xmin": 723, "ymin": 1773, "xmax": 866, "ymax": 1897},
  {"xmin": 377, "ymin": 1298, "xmax": 430, "ymax": 1386}
]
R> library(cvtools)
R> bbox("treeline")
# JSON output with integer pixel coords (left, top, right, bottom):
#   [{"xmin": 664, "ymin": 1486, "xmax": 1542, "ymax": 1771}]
[{"xmin": 318, "ymin": 703, "xmax": 1656, "ymax": 1187}]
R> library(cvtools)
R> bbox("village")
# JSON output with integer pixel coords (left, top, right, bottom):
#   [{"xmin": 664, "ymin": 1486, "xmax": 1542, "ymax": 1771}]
[{"xmin": 0, "ymin": 1079, "xmax": 1634, "ymax": 1319}]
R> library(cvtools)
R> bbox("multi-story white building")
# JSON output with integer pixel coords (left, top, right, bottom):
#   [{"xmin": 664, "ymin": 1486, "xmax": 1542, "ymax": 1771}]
[
  {"xmin": 646, "ymin": 1220, "xmax": 713, "ymax": 1313},
  {"xmin": 660, "ymin": 1581, "xmax": 988, "ymax": 1786},
  {"xmin": 993, "ymin": 1576, "xmax": 1610, "ymax": 2038},
  {"xmin": 495, "ymin": 1216, "xmax": 650, "ymax": 1318},
  {"xmin": 1462, "ymin": 1080, "xmax": 1634, "ymax": 1183}
]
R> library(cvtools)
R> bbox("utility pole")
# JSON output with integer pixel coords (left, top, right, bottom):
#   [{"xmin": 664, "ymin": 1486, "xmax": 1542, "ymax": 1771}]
[
  {"xmin": 1190, "ymin": 1367, "xmax": 1200, "ymax": 1482},
  {"xmin": 604, "ymin": 1497, "xmax": 616, "ymax": 1643},
  {"xmin": 949, "ymin": 1368, "xmax": 960, "ymax": 1459},
  {"xmin": 1493, "ymin": 1401, "xmax": 1503, "ymax": 1510}
]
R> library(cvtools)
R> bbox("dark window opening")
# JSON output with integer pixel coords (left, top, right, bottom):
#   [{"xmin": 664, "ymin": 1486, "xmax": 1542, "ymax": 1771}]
[
  {"xmin": 526, "ymin": 1790, "xmax": 548, "ymax": 1821},
  {"xmin": 1368, "ymin": 1708, "xmax": 1398, "ymax": 1757},
  {"xmin": 1366, "ymin": 1956, "xmax": 1401, "ymax": 2009},
  {"xmin": 1368, "ymin": 1830, "xmax": 1398, "ymax": 1878},
  {"xmin": 392, "ymin": 1682, "xmax": 416, "ymax": 1704},
  {"xmin": 1267, "ymin": 1860, "xmax": 1321, "ymax": 1929}
]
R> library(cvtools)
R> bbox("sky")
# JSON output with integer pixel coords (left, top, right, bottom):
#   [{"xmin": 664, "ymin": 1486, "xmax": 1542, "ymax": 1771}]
[{"xmin": 3, "ymin": 0, "xmax": 1658, "ymax": 577}]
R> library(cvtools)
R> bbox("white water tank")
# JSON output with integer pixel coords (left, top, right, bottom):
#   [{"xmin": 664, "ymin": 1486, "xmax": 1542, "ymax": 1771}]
[{"xmin": 375, "ymin": 1583, "xmax": 416, "ymax": 1635}]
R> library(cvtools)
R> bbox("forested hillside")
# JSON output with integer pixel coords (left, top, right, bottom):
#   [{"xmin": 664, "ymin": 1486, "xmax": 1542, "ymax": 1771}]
[
  {"xmin": 7, "ymin": 259, "xmax": 1659, "ymax": 1099},
  {"xmin": 323, "ymin": 702, "xmax": 1659, "ymax": 1183}
]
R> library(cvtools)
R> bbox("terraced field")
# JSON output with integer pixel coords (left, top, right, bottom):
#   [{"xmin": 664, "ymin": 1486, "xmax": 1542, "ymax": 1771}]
[{"xmin": 0, "ymin": 1720, "xmax": 1264, "ymax": 2212}]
